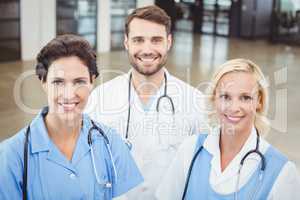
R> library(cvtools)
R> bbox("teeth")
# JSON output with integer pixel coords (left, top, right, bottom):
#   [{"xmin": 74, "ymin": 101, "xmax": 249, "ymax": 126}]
[
  {"xmin": 63, "ymin": 103, "xmax": 75, "ymax": 107},
  {"xmin": 226, "ymin": 115, "xmax": 242, "ymax": 122},
  {"xmin": 59, "ymin": 103, "xmax": 78, "ymax": 111},
  {"xmin": 139, "ymin": 57, "xmax": 156, "ymax": 62}
]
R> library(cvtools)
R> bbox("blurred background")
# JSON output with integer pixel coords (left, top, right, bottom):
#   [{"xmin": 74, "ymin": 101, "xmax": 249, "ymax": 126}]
[{"xmin": 0, "ymin": 0, "xmax": 299, "ymax": 168}]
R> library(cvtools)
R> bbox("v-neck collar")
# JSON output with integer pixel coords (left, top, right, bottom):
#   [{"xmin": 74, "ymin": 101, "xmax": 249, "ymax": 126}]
[
  {"xmin": 30, "ymin": 107, "xmax": 92, "ymax": 173},
  {"xmin": 127, "ymin": 68, "xmax": 169, "ymax": 113},
  {"xmin": 203, "ymin": 127, "xmax": 258, "ymax": 184}
]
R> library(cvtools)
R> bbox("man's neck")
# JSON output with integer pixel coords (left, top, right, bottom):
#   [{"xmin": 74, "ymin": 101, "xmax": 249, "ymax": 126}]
[{"xmin": 131, "ymin": 68, "xmax": 165, "ymax": 105}]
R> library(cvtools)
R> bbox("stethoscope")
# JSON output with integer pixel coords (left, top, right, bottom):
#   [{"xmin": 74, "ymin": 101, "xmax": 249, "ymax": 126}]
[
  {"xmin": 22, "ymin": 120, "xmax": 117, "ymax": 200},
  {"xmin": 181, "ymin": 130, "xmax": 266, "ymax": 200},
  {"xmin": 125, "ymin": 71, "xmax": 175, "ymax": 148}
]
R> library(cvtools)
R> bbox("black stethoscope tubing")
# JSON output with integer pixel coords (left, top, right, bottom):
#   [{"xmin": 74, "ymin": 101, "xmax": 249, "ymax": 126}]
[
  {"xmin": 181, "ymin": 130, "xmax": 266, "ymax": 200},
  {"xmin": 22, "ymin": 120, "xmax": 109, "ymax": 200},
  {"xmin": 125, "ymin": 71, "xmax": 175, "ymax": 141}
]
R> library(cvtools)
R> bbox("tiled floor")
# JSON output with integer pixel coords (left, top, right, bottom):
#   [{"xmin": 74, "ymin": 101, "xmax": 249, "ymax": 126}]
[{"xmin": 0, "ymin": 32, "xmax": 299, "ymax": 168}]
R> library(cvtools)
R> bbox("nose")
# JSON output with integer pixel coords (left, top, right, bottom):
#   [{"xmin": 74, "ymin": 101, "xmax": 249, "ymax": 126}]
[
  {"xmin": 226, "ymin": 98, "xmax": 242, "ymax": 113},
  {"xmin": 140, "ymin": 40, "xmax": 154, "ymax": 54},
  {"xmin": 62, "ymin": 83, "xmax": 76, "ymax": 100}
]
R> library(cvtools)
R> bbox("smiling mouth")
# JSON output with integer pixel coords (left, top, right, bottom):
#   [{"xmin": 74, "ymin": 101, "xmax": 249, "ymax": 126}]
[
  {"xmin": 58, "ymin": 102, "xmax": 80, "ymax": 111},
  {"xmin": 224, "ymin": 114, "xmax": 244, "ymax": 123},
  {"xmin": 137, "ymin": 56, "xmax": 158, "ymax": 62}
]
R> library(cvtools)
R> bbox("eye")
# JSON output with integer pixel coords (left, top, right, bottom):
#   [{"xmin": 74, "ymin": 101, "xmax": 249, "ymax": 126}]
[
  {"xmin": 152, "ymin": 37, "xmax": 163, "ymax": 44},
  {"xmin": 219, "ymin": 94, "xmax": 230, "ymax": 101},
  {"xmin": 74, "ymin": 79, "xmax": 88, "ymax": 85},
  {"xmin": 132, "ymin": 37, "xmax": 144, "ymax": 44},
  {"xmin": 51, "ymin": 79, "xmax": 64, "ymax": 86},
  {"xmin": 241, "ymin": 95, "xmax": 253, "ymax": 101}
]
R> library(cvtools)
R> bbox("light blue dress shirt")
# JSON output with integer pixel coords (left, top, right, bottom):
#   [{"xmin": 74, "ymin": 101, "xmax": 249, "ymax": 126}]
[{"xmin": 0, "ymin": 107, "xmax": 143, "ymax": 200}]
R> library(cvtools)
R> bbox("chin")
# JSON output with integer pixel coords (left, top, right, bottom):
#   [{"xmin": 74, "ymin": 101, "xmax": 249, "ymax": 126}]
[
  {"xmin": 220, "ymin": 119, "xmax": 243, "ymax": 135},
  {"xmin": 59, "ymin": 112, "xmax": 81, "ymax": 126}
]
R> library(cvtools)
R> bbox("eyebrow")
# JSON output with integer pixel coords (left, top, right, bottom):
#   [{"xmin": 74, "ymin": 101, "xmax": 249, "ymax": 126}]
[
  {"xmin": 241, "ymin": 91, "xmax": 259, "ymax": 97},
  {"xmin": 51, "ymin": 77, "xmax": 64, "ymax": 81},
  {"xmin": 152, "ymin": 36, "xmax": 164, "ymax": 39},
  {"xmin": 240, "ymin": 92, "xmax": 252, "ymax": 95},
  {"xmin": 218, "ymin": 91, "xmax": 255, "ymax": 97},
  {"xmin": 50, "ymin": 77, "xmax": 89, "ymax": 81},
  {"xmin": 131, "ymin": 36, "xmax": 164, "ymax": 39},
  {"xmin": 131, "ymin": 36, "xmax": 143, "ymax": 40},
  {"xmin": 73, "ymin": 77, "xmax": 89, "ymax": 81}
]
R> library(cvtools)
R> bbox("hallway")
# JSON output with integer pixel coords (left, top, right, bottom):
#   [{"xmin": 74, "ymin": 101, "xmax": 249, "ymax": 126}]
[{"xmin": 0, "ymin": 32, "xmax": 299, "ymax": 167}]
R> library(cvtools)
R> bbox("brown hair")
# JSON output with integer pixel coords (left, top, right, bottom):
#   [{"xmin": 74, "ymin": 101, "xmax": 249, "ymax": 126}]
[
  {"xmin": 36, "ymin": 34, "xmax": 99, "ymax": 83},
  {"xmin": 125, "ymin": 5, "xmax": 171, "ymax": 36}
]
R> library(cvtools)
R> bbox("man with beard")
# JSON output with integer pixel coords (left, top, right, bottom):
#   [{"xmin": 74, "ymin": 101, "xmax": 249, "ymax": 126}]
[{"xmin": 86, "ymin": 5, "xmax": 206, "ymax": 200}]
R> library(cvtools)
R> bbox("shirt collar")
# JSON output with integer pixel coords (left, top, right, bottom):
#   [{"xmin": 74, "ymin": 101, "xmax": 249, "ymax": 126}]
[
  {"xmin": 126, "ymin": 67, "xmax": 170, "ymax": 107},
  {"xmin": 70, "ymin": 113, "xmax": 92, "ymax": 164},
  {"xmin": 127, "ymin": 67, "xmax": 170, "ymax": 78},
  {"xmin": 30, "ymin": 107, "xmax": 51, "ymax": 153},
  {"xmin": 30, "ymin": 107, "xmax": 92, "ymax": 154},
  {"xmin": 203, "ymin": 126, "xmax": 258, "ymax": 173},
  {"xmin": 204, "ymin": 126, "xmax": 258, "ymax": 154}
]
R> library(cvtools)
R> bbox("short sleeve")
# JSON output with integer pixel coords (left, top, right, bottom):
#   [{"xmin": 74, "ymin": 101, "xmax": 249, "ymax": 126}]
[
  {"xmin": 268, "ymin": 161, "xmax": 300, "ymax": 200},
  {"xmin": 108, "ymin": 129, "xmax": 143, "ymax": 197},
  {"xmin": 0, "ymin": 138, "xmax": 24, "ymax": 200}
]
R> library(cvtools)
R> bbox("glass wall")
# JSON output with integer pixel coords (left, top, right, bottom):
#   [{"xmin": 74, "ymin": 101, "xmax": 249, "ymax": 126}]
[
  {"xmin": 57, "ymin": 0, "xmax": 97, "ymax": 49},
  {"xmin": 111, "ymin": 0, "xmax": 136, "ymax": 50},
  {"xmin": 270, "ymin": 0, "xmax": 300, "ymax": 45},
  {"xmin": 172, "ymin": 0, "xmax": 231, "ymax": 36},
  {"xmin": 202, "ymin": 0, "xmax": 231, "ymax": 36},
  {"xmin": 0, "ymin": 0, "xmax": 20, "ymax": 62}
]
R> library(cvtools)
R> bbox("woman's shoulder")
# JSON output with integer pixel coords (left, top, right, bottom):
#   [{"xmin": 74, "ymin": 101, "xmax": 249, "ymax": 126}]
[
  {"xmin": 262, "ymin": 139, "xmax": 288, "ymax": 163},
  {"xmin": 0, "ymin": 126, "xmax": 27, "ymax": 170},
  {"xmin": 1, "ymin": 127, "xmax": 27, "ymax": 152},
  {"xmin": 262, "ymin": 139, "xmax": 298, "ymax": 177}
]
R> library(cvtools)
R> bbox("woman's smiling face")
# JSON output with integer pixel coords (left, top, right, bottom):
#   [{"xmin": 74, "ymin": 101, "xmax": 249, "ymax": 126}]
[
  {"xmin": 42, "ymin": 56, "xmax": 93, "ymax": 121},
  {"xmin": 214, "ymin": 71, "xmax": 261, "ymax": 134}
]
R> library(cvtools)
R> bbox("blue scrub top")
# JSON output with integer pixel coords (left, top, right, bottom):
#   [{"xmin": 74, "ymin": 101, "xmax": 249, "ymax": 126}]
[
  {"xmin": 0, "ymin": 107, "xmax": 143, "ymax": 200},
  {"xmin": 184, "ymin": 134, "xmax": 288, "ymax": 200}
]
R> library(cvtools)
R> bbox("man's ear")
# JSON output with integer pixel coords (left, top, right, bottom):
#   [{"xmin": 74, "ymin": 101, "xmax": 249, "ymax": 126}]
[
  {"xmin": 167, "ymin": 34, "xmax": 172, "ymax": 51},
  {"xmin": 124, "ymin": 34, "xmax": 129, "ymax": 50}
]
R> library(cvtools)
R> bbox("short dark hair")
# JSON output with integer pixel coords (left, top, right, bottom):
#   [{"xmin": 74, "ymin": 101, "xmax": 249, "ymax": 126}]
[
  {"xmin": 125, "ymin": 5, "xmax": 171, "ymax": 36},
  {"xmin": 36, "ymin": 34, "xmax": 99, "ymax": 83}
]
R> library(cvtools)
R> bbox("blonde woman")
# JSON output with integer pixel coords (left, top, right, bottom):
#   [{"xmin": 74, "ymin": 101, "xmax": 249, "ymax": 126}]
[{"xmin": 156, "ymin": 59, "xmax": 300, "ymax": 200}]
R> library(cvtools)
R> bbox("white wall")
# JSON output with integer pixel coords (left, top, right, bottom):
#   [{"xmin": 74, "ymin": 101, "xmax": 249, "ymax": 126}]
[
  {"xmin": 97, "ymin": 0, "xmax": 111, "ymax": 53},
  {"xmin": 137, "ymin": 0, "xmax": 155, "ymax": 8},
  {"xmin": 21, "ymin": 0, "xmax": 56, "ymax": 61},
  {"xmin": 19, "ymin": 0, "xmax": 154, "ymax": 56}
]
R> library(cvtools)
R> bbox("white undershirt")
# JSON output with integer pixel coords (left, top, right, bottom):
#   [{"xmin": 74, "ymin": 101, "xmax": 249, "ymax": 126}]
[{"xmin": 205, "ymin": 127, "xmax": 268, "ymax": 194}]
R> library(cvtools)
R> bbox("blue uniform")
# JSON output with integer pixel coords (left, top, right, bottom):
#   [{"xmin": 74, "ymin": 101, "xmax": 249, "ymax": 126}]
[
  {"xmin": 185, "ymin": 134, "xmax": 288, "ymax": 199},
  {"xmin": 0, "ymin": 107, "xmax": 143, "ymax": 200}
]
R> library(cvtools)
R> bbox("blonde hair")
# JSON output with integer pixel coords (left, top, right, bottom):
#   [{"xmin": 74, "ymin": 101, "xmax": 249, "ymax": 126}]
[{"xmin": 206, "ymin": 58, "xmax": 270, "ymax": 135}]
